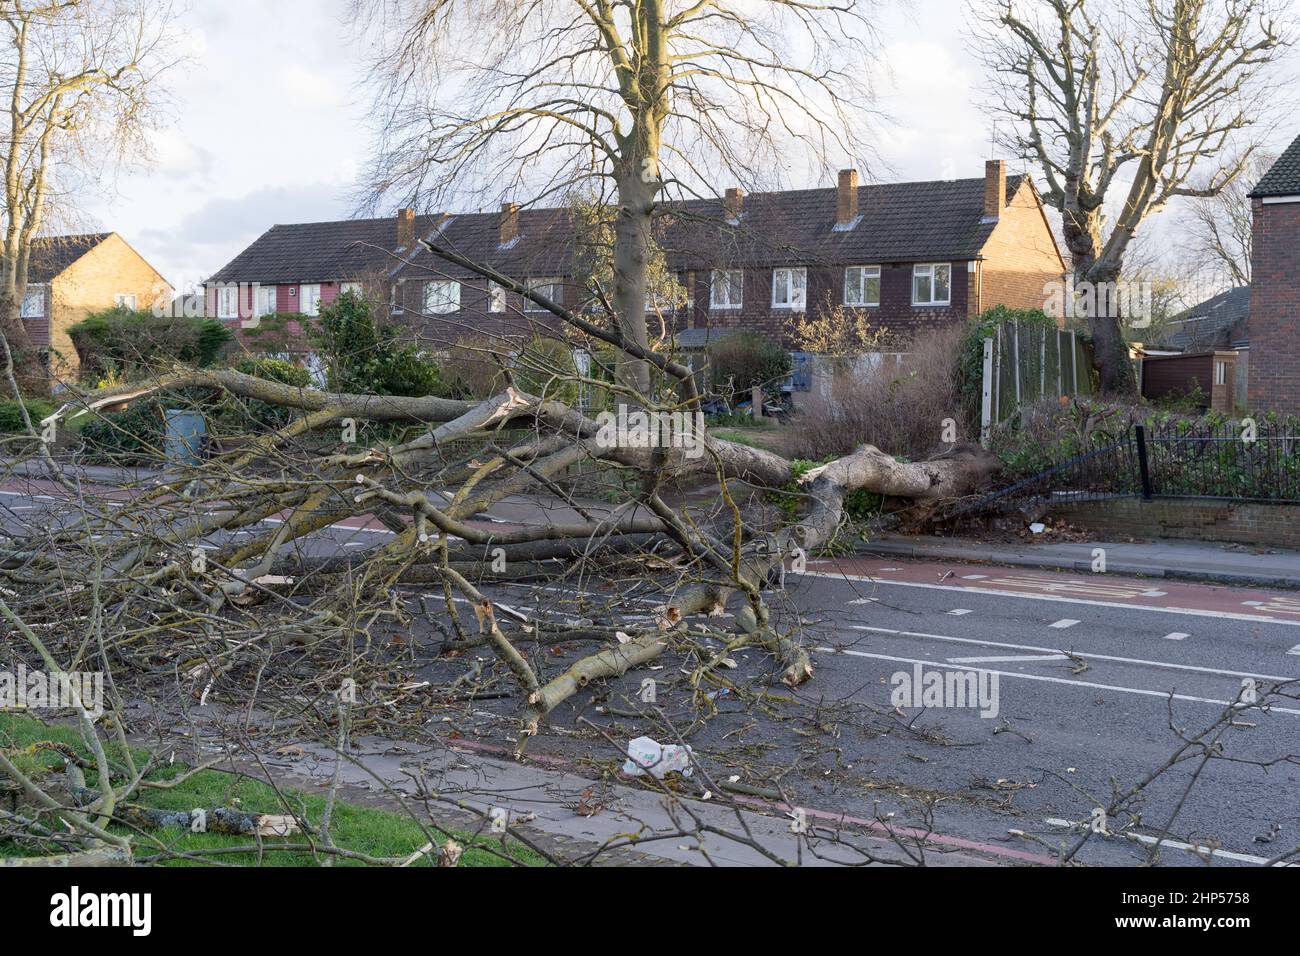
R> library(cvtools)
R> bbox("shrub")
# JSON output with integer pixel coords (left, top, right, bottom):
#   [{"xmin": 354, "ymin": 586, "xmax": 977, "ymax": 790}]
[
  {"xmin": 68, "ymin": 307, "xmax": 232, "ymax": 383},
  {"xmin": 0, "ymin": 399, "xmax": 57, "ymax": 435},
  {"xmin": 785, "ymin": 325, "xmax": 966, "ymax": 461},
  {"xmin": 79, "ymin": 400, "xmax": 165, "ymax": 461},
  {"xmin": 514, "ymin": 336, "xmax": 580, "ymax": 406},
  {"xmin": 707, "ymin": 334, "xmax": 792, "ymax": 402},
  {"xmin": 314, "ymin": 290, "xmax": 449, "ymax": 397}
]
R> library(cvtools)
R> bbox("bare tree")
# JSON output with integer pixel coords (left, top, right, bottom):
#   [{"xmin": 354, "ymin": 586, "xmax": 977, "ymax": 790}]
[
  {"xmin": 1180, "ymin": 149, "xmax": 1275, "ymax": 287},
  {"xmin": 974, "ymin": 0, "xmax": 1290, "ymax": 393},
  {"xmin": 0, "ymin": 0, "xmax": 179, "ymax": 396},
  {"xmin": 349, "ymin": 0, "xmax": 880, "ymax": 395}
]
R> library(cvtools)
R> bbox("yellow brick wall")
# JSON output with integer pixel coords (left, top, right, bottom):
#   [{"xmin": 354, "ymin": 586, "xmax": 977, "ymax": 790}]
[
  {"xmin": 978, "ymin": 181, "xmax": 1068, "ymax": 324},
  {"xmin": 49, "ymin": 234, "xmax": 173, "ymax": 381}
]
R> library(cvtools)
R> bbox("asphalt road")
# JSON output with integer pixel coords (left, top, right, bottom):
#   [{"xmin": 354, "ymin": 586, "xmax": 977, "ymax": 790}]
[{"xmin": 4, "ymin": 477, "xmax": 1298, "ymax": 867}]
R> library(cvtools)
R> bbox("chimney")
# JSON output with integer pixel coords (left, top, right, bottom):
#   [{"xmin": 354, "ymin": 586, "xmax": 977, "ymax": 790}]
[
  {"xmin": 724, "ymin": 187, "xmax": 745, "ymax": 222},
  {"xmin": 984, "ymin": 160, "xmax": 1006, "ymax": 220},
  {"xmin": 499, "ymin": 202, "xmax": 520, "ymax": 246},
  {"xmin": 836, "ymin": 169, "xmax": 859, "ymax": 226},
  {"xmin": 396, "ymin": 207, "xmax": 415, "ymax": 248}
]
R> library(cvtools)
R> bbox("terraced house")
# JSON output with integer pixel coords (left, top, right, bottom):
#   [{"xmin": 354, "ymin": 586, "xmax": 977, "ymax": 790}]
[{"xmin": 206, "ymin": 160, "xmax": 1066, "ymax": 363}]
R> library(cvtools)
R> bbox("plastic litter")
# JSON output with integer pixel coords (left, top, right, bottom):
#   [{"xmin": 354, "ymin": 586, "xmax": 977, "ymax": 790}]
[{"xmin": 622, "ymin": 736, "xmax": 694, "ymax": 779}]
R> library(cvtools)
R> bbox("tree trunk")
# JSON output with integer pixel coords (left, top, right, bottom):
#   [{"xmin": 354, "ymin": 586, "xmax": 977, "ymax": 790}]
[
  {"xmin": 0, "ymin": 295, "xmax": 47, "ymax": 398},
  {"xmin": 612, "ymin": 168, "xmax": 655, "ymax": 397},
  {"xmin": 1061, "ymin": 207, "xmax": 1136, "ymax": 396}
]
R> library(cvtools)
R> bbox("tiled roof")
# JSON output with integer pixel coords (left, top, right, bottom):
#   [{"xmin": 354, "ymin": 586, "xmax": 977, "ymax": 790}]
[
  {"xmin": 1155, "ymin": 285, "xmax": 1250, "ymax": 351},
  {"xmin": 1249, "ymin": 134, "xmax": 1300, "ymax": 197},
  {"xmin": 212, "ymin": 175, "xmax": 1033, "ymax": 285},
  {"xmin": 207, "ymin": 215, "xmax": 448, "ymax": 284},
  {"xmin": 28, "ymin": 234, "xmax": 112, "ymax": 283}
]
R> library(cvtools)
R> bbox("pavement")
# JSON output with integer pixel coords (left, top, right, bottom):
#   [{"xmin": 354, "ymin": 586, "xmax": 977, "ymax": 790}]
[{"xmin": 862, "ymin": 534, "xmax": 1300, "ymax": 590}]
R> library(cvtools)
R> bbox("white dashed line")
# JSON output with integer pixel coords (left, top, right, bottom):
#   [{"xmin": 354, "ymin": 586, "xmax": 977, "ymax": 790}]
[
  {"xmin": 1042, "ymin": 818, "xmax": 1287, "ymax": 866},
  {"xmin": 948, "ymin": 654, "xmax": 1068, "ymax": 664},
  {"xmin": 947, "ymin": 609, "xmax": 973, "ymax": 616},
  {"xmin": 960, "ymin": 574, "xmax": 988, "ymax": 580},
  {"xmin": 1288, "ymin": 645, "xmax": 1300, "ymax": 656},
  {"xmin": 1048, "ymin": 619, "xmax": 1080, "ymax": 629},
  {"xmin": 1243, "ymin": 601, "xmax": 1265, "ymax": 607},
  {"xmin": 848, "ymin": 598, "xmax": 877, "ymax": 605},
  {"xmin": 1140, "ymin": 590, "xmax": 1168, "ymax": 597},
  {"xmin": 1163, "ymin": 632, "xmax": 1190, "ymax": 641}
]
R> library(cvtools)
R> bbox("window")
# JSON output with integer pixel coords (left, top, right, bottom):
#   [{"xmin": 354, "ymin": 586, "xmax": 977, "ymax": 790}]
[
  {"xmin": 771, "ymin": 268, "xmax": 807, "ymax": 310},
  {"xmin": 911, "ymin": 263, "xmax": 951, "ymax": 306},
  {"xmin": 1215, "ymin": 361, "xmax": 1227, "ymax": 386},
  {"xmin": 20, "ymin": 289, "xmax": 44, "ymax": 318},
  {"xmin": 423, "ymin": 280, "xmax": 461, "ymax": 314},
  {"xmin": 525, "ymin": 277, "xmax": 563, "ymax": 311},
  {"xmin": 488, "ymin": 282, "xmax": 508, "ymax": 313},
  {"xmin": 255, "ymin": 285, "xmax": 278, "ymax": 317},
  {"xmin": 300, "ymin": 284, "xmax": 322, "ymax": 316},
  {"xmin": 710, "ymin": 269, "xmax": 743, "ymax": 310},
  {"xmin": 216, "ymin": 285, "xmax": 239, "ymax": 319},
  {"xmin": 844, "ymin": 266, "xmax": 881, "ymax": 307},
  {"xmin": 114, "ymin": 293, "xmax": 137, "ymax": 310}
]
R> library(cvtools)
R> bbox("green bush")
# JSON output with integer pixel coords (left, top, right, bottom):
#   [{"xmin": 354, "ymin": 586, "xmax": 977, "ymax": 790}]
[
  {"xmin": 68, "ymin": 307, "xmax": 232, "ymax": 383},
  {"xmin": 79, "ymin": 400, "xmax": 164, "ymax": 460},
  {"xmin": 706, "ymin": 334, "xmax": 792, "ymax": 402},
  {"xmin": 0, "ymin": 399, "xmax": 57, "ymax": 434},
  {"xmin": 314, "ymin": 290, "xmax": 449, "ymax": 398}
]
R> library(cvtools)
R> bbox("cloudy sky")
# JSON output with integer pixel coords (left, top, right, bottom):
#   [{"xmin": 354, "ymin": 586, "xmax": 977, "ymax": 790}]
[{"xmin": 79, "ymin": 0, "xmax": 1298, "ymax": 293}]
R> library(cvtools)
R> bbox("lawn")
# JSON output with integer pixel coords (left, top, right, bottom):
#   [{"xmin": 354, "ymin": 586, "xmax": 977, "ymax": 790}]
[{"xmin": 0, "ymin": 713, "xmax": 549, "ymax": 867}]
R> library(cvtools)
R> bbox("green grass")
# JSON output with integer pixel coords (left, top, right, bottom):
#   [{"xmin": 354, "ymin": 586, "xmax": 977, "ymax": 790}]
[{"xmin": 0, "ymin": 713, "xmax": 548, "ymax": 867}]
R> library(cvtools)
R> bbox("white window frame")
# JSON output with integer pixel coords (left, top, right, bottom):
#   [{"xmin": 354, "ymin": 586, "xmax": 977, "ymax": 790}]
[
  {"xmin": 255, "ymin": 284, "xmax": 278, "ymax": 317},
  {"xmin": 525, "ymin": 277, "xmax": 563, "ymax": 312},
  {"xmin": 216, "ymin": 285, "xmax": 239, "ymax": 319},
  {"xmin": 488, "ymin": 281, "xmax": 508, "ymax": 313},
  {"xmin": 911, "ymin": 263, "xmax": 952, "ymax": 307},
  {"xmin": 299, "ymin": 284, "xmax": 322, "ymax": 316},
  {"xmin": 1214, "ymin": 361, "xmax": 1227, "ymax": 386},
  {"xmin": 844, "ymin": 265, "xmax": 881, "ymax": 307},
  {"xmin": 114, "ymin": 293, "xmax": 137, "ymax": 310},
  {"xmin": 20, "ymin": 288, "xmax": 45, "ymax": 319},
  {"xmin": 423, "ymin": 279, "xmax": 461, "ymax": 315},
  {"xmin": 771, "ymin": 267, "xmax": 807, "ymax": 311},
  {"xmin": 710, "ymin": 269, "xmax": 743, "ymax": 310}
]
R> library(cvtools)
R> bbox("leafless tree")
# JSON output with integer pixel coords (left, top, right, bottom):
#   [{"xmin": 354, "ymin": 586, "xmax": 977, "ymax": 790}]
[
  {"xmin": 973, "ymin": 0, "xmax": 1291, "ymax": 393},
  {"xmin": 349, "ymin": 0, "xmax": 881, "ymax": 395},
  {"xmin": 0, "ymin": 0, "xmax": 180, "ymax": 396},
  {"xmin": 1180, "ymin": 149, "xmax": 1275, "ymax": 287}
]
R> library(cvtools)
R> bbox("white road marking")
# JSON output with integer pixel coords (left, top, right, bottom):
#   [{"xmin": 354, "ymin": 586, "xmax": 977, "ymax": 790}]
[
  {"xmin": 947, "ymin": 608, "xmax": 973, "ymax": 616},
  {"xmin": 1243, "ymin": 601, "xmax": 1265, "ymax": 607},
  {"xmin": 797, "ymin": 569, "xmax": 1300, "ymax": 627},
  {"xmin": 817, "ymin": 646, "xmax": 1300, "ymax": 716},
  {"xmin": 849, "ymin": 598, "xmax": 877, "ymax": 605},
  {"xmin": 1140, "ymin": 590, "xmax": 1168, "ymax": 597},
  {"xmin": 878, "ymin": 567, "xmax": 901, "ymax": 572},
  {"xmin": 844, "ymin": 625, "xmax": 1298, "ymax": 682},
  {"xmin": 1288, "ymin": 645, "xmax": 1300, "ymax": 656},
  {"xmin": 948, "ymin": 654, "xmax": 1068, "ymax": 664},
  {"xmin": 1049, "ymin": 619, "xmax": 1080, "ymax": 629},
  {"xmin": 1163, "ymin": 632, "xmax": 1190, "ymax": 641},
  {"xmin": 960, "ymin": 574, "xmax": 988, "ymax": 580},
  {"xmin": 1042, "ymin": 818, "xmax": 1287, "ymax": 866}
]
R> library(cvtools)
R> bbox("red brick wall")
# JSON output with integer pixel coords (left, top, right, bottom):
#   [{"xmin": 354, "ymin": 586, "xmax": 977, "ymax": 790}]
[
  {"xmin": 1051, "ymin": 498, "xmax": 1300, "ymax": 549},
  {"xmin": 1248, "ymin": 197, "xmax": 1300, "ymax": 413},
  {"xmin": 680, "ymin": 261, "xmax": 971, "ymax": 347}
]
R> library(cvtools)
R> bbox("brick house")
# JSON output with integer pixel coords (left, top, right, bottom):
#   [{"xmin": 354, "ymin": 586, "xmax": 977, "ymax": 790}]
[
  {"xmin": 207, "ymin": 160, "xmax": 1066, "ymax": 359},
  {"xmin": 1247, "ymin": 133, "xmax": 1300, "ymax": 413},
  {"xmin": 20, "ymin": 233, "xmax": 174, "ymax": 382}
]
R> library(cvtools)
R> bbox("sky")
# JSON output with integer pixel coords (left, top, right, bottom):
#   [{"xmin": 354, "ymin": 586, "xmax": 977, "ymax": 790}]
[{"xmin": 78, "ymin": 0, "xmax": 1300, "ymax": 294}]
